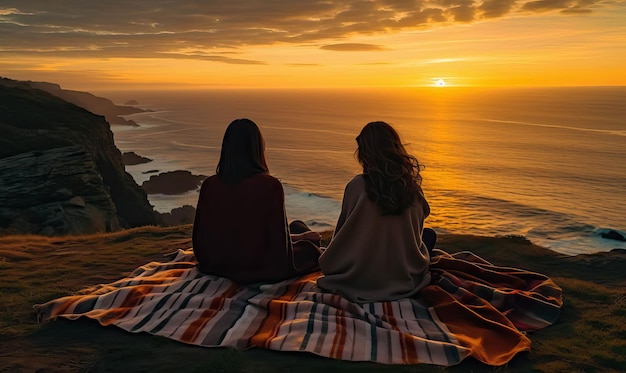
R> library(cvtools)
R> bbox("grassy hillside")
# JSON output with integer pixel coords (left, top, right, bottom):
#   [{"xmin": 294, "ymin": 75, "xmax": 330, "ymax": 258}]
[{"xmin": 1, "ymin": 226, "xmax": 624, "ymax": 372}]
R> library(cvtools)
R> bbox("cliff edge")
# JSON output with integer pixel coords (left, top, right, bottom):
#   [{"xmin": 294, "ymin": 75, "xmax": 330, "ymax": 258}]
[{"xmin": 0, "ymin": 78, "xmax": 160, "ymax": 236}]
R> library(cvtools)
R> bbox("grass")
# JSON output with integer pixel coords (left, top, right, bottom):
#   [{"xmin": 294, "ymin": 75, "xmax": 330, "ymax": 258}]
[{"xmin": 1, "ymin": 226, "xmax": 625, "ymax": 372}]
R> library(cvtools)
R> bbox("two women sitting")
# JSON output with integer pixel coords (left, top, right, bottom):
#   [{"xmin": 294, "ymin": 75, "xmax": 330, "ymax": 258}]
[{"xmin": 192, "ymin": 118, "xmax": 436, "ymax": 302}]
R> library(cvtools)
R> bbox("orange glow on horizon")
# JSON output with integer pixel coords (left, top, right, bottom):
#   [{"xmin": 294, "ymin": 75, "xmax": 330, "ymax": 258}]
[{"xmin": 1, "ymin": 5, "xmax": 624, "ymax": 91}]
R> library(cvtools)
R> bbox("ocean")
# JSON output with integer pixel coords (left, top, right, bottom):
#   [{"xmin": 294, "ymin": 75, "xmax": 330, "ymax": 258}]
[{"xmin": 98, "ymin": 87, "xmax": 626, "ymax": 256}]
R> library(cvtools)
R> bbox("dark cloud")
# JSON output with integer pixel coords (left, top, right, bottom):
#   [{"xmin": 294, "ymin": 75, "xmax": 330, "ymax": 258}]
[
  {"xmin": 320, "ymin": 43, "xmax": 388, "ymax": 51},
  {"xmin": 520, "ymin": 0, "xmax": 603, "ymax": 13},
  {"xmin": 0, "ymin": 0, "xmax": 615, "ymax": 63},
  {"xmin": 560, "ymin": 7, "xmax": 594, "ymax": 14},
  {"xmin": 521, "ymin": 0, "xmax": 572, "ymax": 12},
  {"xmin": 480, "ymin": 0, "xmax": 518, "ymax": 18},
  {"xmin": 447, "ymin": 5, "xmax": 476, "ymax": 22},
  {"xmin": 160, "ymin": 53, "xmax": 266, "ymax": 65}
]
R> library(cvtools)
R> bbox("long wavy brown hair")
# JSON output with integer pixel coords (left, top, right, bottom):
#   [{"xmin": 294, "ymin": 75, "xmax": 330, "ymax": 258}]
[
  {"xmin": 216, "ymin": 118, "xmax": 269, "ymax": 183},
  {"xmin": 356, "ymin": 121, "xmax": 425, "ymax": 215}
]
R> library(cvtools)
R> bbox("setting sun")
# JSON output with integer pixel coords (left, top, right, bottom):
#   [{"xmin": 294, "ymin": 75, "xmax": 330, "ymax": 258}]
[{"xmin": 435, "ymin": 79, "xmax": 447, "ymax": 87}]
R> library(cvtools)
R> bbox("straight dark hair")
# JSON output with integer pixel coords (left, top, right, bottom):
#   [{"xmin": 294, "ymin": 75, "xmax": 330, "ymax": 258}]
[
  {"xmin": 216, "ymin": 118, "xmax": 269, "ymax": 183},
  {"xmin": 356, "ymin": 121, "xmax": 426, "ymax": 216}
]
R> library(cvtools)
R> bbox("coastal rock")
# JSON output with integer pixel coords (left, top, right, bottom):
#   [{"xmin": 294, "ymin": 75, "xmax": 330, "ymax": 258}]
[
  {"xmin": 124, "ymin": 100, "xmax": 140, "ymax": 106},
  {"xmin": 0, "ymin": 78, "xmax": 161, "ymax": 236},
  {"xmin": 122, "ymin": 151, "xmax": 153, "ymax": 166},
  {"xmin": 142, "ymin": 170, "xmax": 206, "ymax": 195},
  {"xmin": 0, "ymin": 146, "xmax": 120, "ymax": 235},
  {"xmin": 159, "ymin": 205, "xmax": 197, "ymax": 226},
  {"xmin": 600, "ymin": 230, "xmax": 626, "ymax": 242}
]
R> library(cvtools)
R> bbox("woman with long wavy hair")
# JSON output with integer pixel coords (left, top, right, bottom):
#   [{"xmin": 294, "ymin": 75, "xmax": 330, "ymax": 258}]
[
  {"xmin": 317, "ymin": 121, "xmax": 436, "ymax": 302},
  {"xmin": 193, "ymin": 118, "xmax": 322, "ymax": 284}
]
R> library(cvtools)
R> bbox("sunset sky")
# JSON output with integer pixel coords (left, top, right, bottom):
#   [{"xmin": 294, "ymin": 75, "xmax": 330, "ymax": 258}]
[{"xmin": 1, "ymin": 0, "xmax": 625, "ymax": 90}]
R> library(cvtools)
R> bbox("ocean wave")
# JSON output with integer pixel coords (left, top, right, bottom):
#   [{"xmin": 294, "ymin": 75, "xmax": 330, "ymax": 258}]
[
  {"xmin": 307, "ymin": 221, "xmax": 334, "ymax": 228},
  {"xmin": 266, "ymin": 146, "xmax": 353, "ymax": 155},
  {"xmin": 128, "ymin": 128, "xmax": 196, "ymax": 139},
  {"xmin": 123, "ymin": 111, "xmax": 186, "ymax": 125},
  {"xmin": 171, "ymin": 141, "xmax": 221, "ymax": 150},
  {"xmin": 434, "ymin": 191, "xmax": 583, "ymax": 223},
  {"xmin": 169, "ymin": 140, "xmax": 350, "ymax": 154},
  {"xmin": 123, "ymin": 110, "xmax": 173, "ymax": 118},
  {"xmin": 282, "ymin": 184, "xmax": 336, "ymax": 200},
  {"xmin": 281, "ymin": 184, "xmax": 341, "ymax": 228},
  {"xmin": 480, "ymin": 118, "xmax": 626, "ymax": 137},
  {"xmin": 262, "ymin": 125, "xmax": 354, "ymax": 137},
  {"xmin": 427, "ymin": 189, "xmax": 619, "ymax": 255}
]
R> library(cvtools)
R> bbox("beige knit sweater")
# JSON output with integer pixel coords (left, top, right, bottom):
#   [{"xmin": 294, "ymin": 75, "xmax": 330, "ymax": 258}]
[{"xmin": 317, "ymin": 175, "xmax": 431, "ymax": 302}]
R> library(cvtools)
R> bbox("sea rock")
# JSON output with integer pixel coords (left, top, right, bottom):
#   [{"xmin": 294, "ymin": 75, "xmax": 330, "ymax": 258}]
[
  {"xmin": 600, "ymin": 230, "xmax": 626, "ymax": 242},
  {"xmin": 142, "ymin": 170, "xmax": 206, "ymax": 195},
  {"xmin": 0, "ymin": 78, "xmax": 161, "ymax": 236},
  {"xmin": 122, "ymin": 151, "xmax": 153, "ymax": 165},
  {"xmin": 159, "ymin": 205, "xmax": 197, "ymax": 226}
]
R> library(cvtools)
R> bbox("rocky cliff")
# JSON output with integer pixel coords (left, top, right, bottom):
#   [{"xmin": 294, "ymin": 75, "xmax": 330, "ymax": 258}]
[
  {"xmin": 26, "ymin": 80, "xmax": 145, "ymax": 126},
  {"xmin": 0, "ymin": 78, "xmax": 160, "ymax": 236}
]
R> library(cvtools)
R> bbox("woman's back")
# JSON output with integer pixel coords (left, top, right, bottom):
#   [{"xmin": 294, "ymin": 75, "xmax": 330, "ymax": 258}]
[
  {"xmin": 317, "ymin": 175, "xmax": 431, "ymax": 302},
  {"xmin": 193, "ymin": 173, "xmax": 292, "ymax": 284},
  {"xmin": 193, "ymin": 118, "xmax": 320, "ymax": 285}
]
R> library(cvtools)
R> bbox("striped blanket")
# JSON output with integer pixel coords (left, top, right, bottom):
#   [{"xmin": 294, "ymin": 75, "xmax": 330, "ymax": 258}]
[{"xmin": 34, "ymin": 249, "xmax": 562, "ymax": 366}]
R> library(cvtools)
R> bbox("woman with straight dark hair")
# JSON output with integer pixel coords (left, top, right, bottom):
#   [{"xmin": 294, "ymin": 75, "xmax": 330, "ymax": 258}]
[
  {"xmin": 193, "ymin": 118, "xmax": 322, "ymax": 284},
  {"xmin": 317, "ymin": 121, "xmax": 436, "ymax": 302}
]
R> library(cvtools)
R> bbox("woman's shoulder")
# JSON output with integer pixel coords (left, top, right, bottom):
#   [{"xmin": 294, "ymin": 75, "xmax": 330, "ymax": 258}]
[
  {"xmin": 345, "ymin": 174, "xmax": 366, "ymax": 190},
  {"xmin": 204, "ymin": 173, "xmax": 280, "ymax": 186},
  {"xmin": 200, "ymin": 174, "xmax": 219, "ymax": 188},
  {"xmin": 243, "ymin": 173, "xmax": 284, "ymax": 193},
  {"xmin": 251, "ymin": 173, "xmax": 281, "ymax": 185}
]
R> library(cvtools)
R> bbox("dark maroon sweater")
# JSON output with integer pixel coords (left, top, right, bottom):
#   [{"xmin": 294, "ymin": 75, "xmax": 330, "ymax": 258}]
[{"xmin": 193, "ymin": 173, "xmax": 310, "ymax": 284}]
